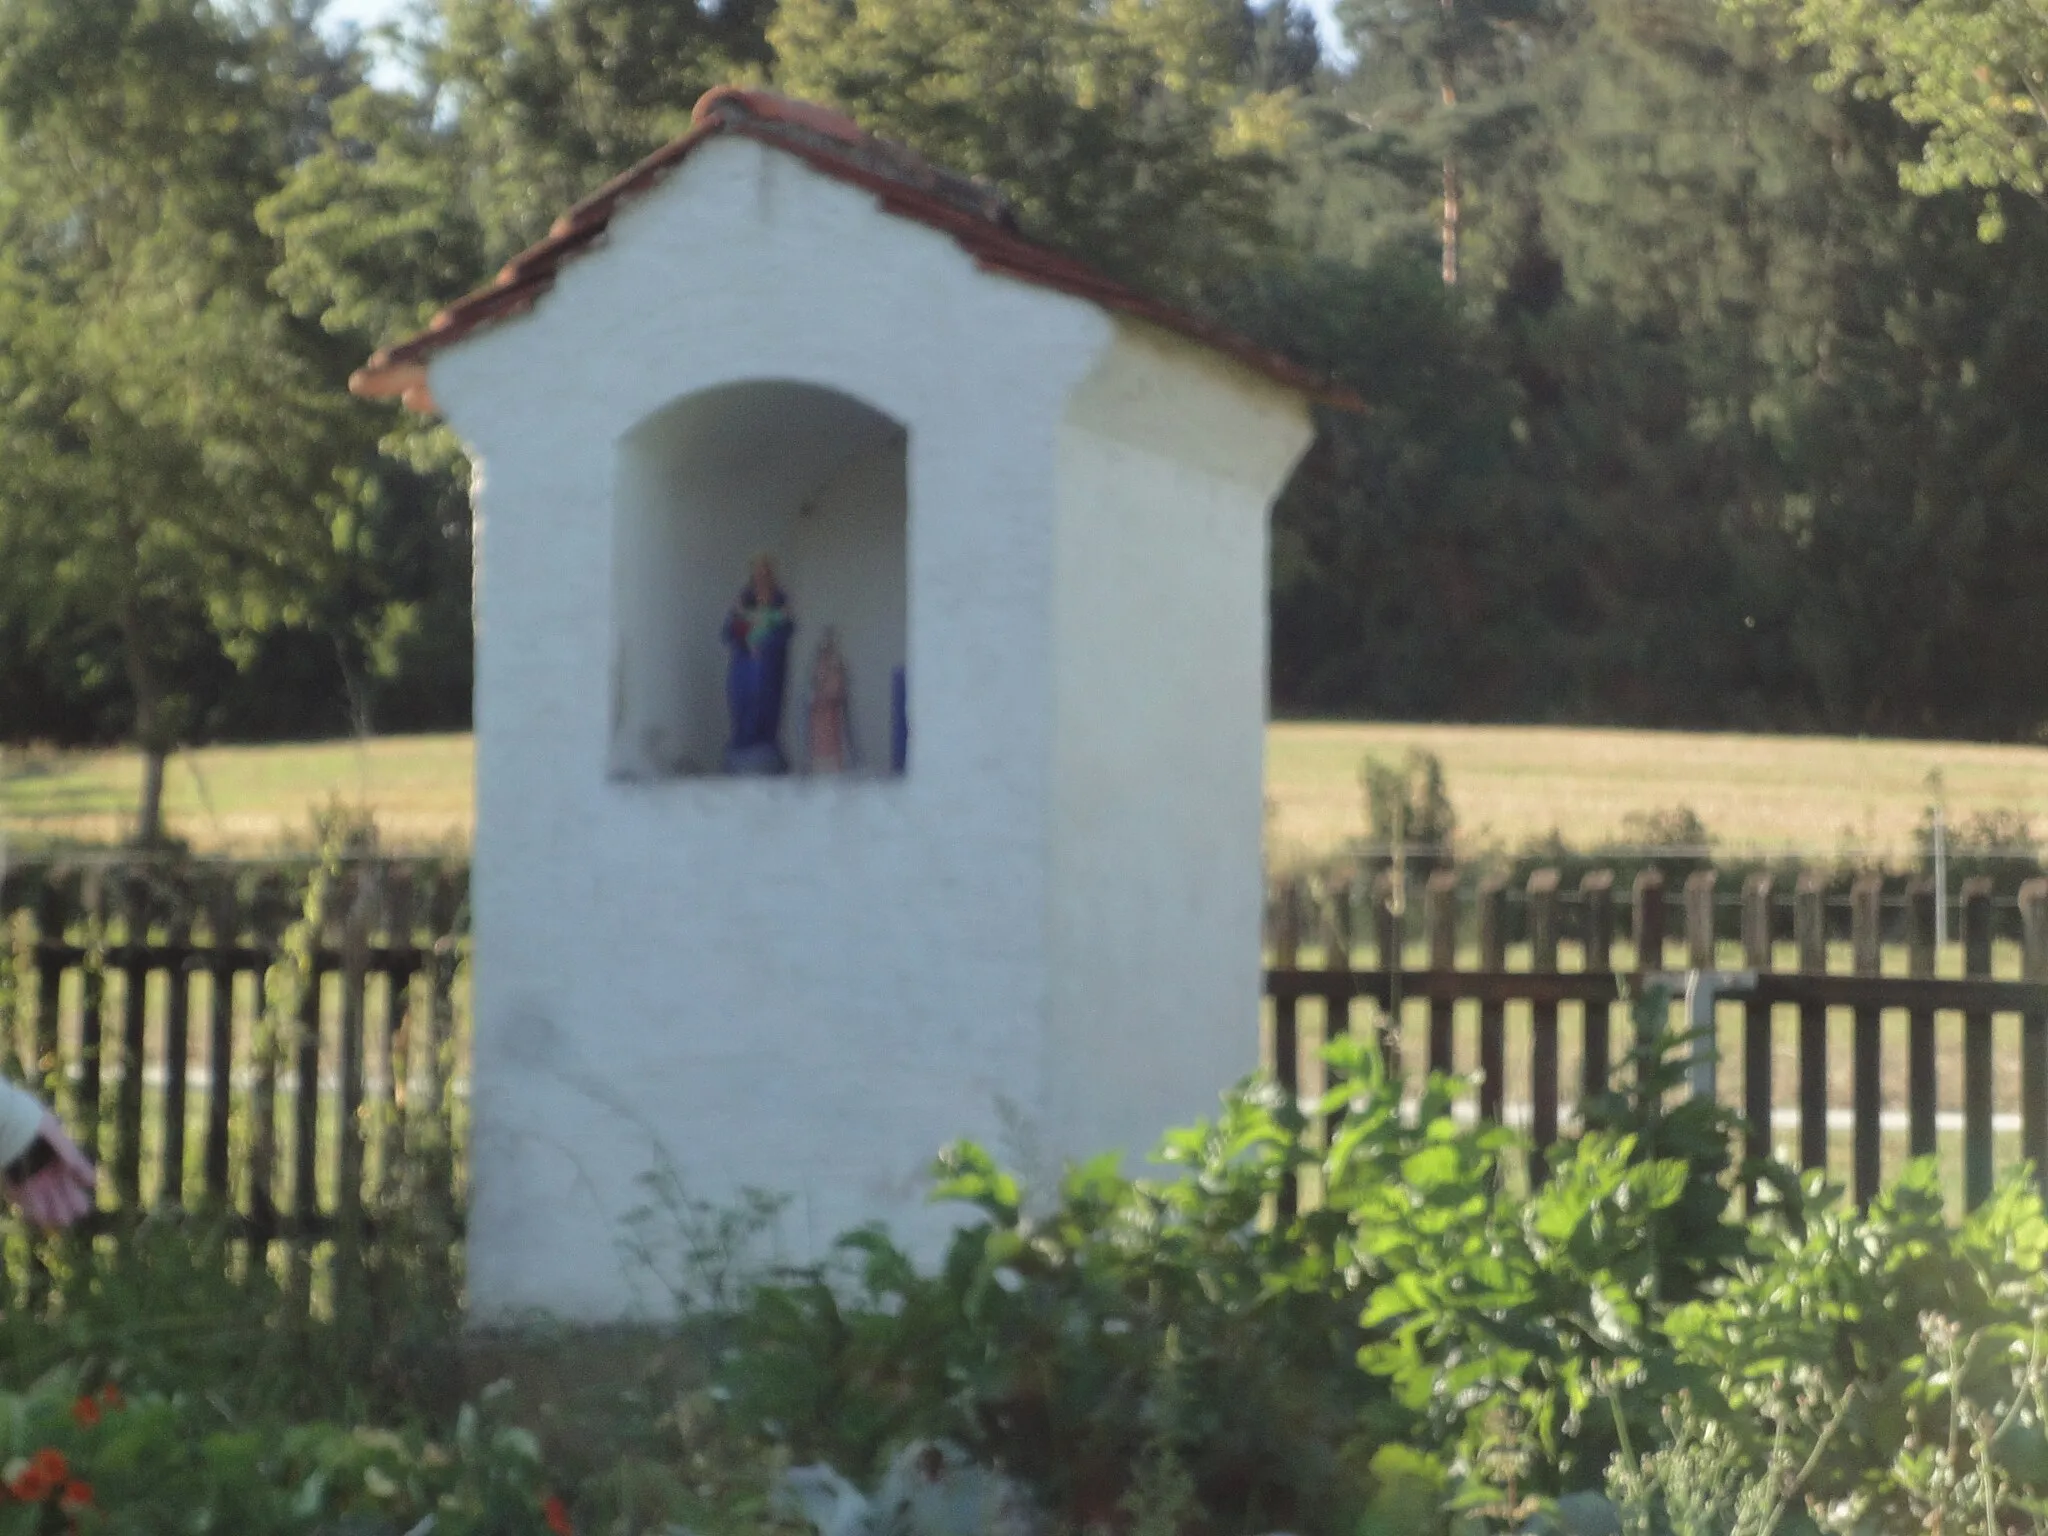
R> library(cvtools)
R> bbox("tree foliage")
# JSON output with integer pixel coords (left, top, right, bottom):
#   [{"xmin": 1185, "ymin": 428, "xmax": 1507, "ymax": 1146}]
[
  {"xmin": 6, "ymin": 0, "xmax": 2048, "ymax": 781},
  {"xmin": 1726, "ymin": 0, "xmax": 2048, "ymax": 234}
]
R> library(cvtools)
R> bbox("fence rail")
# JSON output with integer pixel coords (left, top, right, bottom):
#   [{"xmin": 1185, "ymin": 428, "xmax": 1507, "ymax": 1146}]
[
  {"xmin": 1265, "ymin": 866, "xmax": 2048, "ymax": 1211},
  {"xmin": 0, "ymin": 857, "xmax": 470, "ymax": 1310}
]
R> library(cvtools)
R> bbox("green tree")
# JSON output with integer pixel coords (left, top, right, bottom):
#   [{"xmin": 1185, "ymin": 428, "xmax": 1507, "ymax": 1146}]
[
  {"xmin": 0, "ymin": 0, "xmax": 352, "ymax": 840},
  {"xmin": 1727, "ymin": 0, "xmax": 2048, "ymax": 235},
  {"xmin": 1332, "ymin": 0, "xmax": 1561, "ymax": 283},
  {"xmin": 769, "ymin": 0, "xmax": 1300, "ymax": 300}
]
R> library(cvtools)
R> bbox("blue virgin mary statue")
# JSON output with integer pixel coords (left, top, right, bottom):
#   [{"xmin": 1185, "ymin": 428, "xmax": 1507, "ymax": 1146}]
[{"xmin": 721, "ymin": 556, "xmax": 794, "ymax": 774}]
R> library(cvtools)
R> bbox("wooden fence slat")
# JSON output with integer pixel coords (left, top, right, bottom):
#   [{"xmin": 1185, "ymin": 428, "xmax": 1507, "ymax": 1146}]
[
  {"xmin": 1851, "ymin": 875, "xmax": 1882, "ymax": 1207},
  {"xmin": 1425, "ymin": 870, "xmax": 1457, "ymax": 1074},
  {"xmin": 203, "ymin": 880, "xmax": 238, "ymax": 1204},
  {"xmin": 1272, "ymin": 880, "xmax": 1302, "ymax": 1220},
  {"xmin": 1581, "ymin": 870, "xmax": 1614, "ymax": 1099},
  {"xmin": 1529, "ymin": 870, "xmax": 1561, "ymax": 1178},
  {"xmin": 113, "ymin": 874, "xmax": 149, "ymax": 1211},
  {"xmin": 24, "ymin": 880, "xmax": 64, "ymax": 1308},
  {"xmin": 334, "ymin": 870, "xmax": 377, "ymax": 1320},
  {"xmin": 1686, "ymin": 871, "xmax": 1717, "ymax": 1099},
  {"xmin": 2021, "ymin": 879, "xmax": 2048, "ymax": 1200},
  {"xmin": 0, "ymin": 868, "xmax": 27, "ymax": 1076},
  {"xmin": 1272, "ymin": 880, "xmax": 1302, "ymax": 1103},
  {"xmin": 76, "ymin": 871, "xmax": 106, "ymax": 1177},
  {"xmin": 287, "ymin": 881, "xmax": 328, "ymax": 1323},
  {"xmin": 338, "ymin": 872, "xmax": 372, "ymax": 1214},
  {"xmin": 1796, "ymin": 875, "xmax": 1828, "ymax": 1173},
  {"xmin": 422, "ymin": 872, "xmax": 463, "ymax": 1143},
  {"xmin": 1685, "ymin": 871, "xmax": 1717, "ymax": 968},
  {"xmin": 1907, "ymin": 880, "xmax": 1938, "ymax": 1160},
  {"xmin": 1633, "ymin": 869, "xmax": 1667, "ymax": 974},
  {"xmin": 248, "ymin": 883, "xmax": 289, "ymax": 1260},
  {"xmin": 1741, "ymin": 873, "xmax": 1773, "ymax": 1196},
  {"xmin": 373, "ymin": 869, "xmax": 414, "ymax": 1199},
  {"xmin": 1963, "ymin": 878, "xmax": 1995, "ymax": 1209},
  {"xmin": 1329, "ymin": 875, "xmax": 1356, "ymax": 975},
  {"xmin": 1477, "ymin": 877, "xmax": 1507, "ymax": 1123},
  {"xmin": 1373, "ymin": 872, "xmax": 1402, "ymax": 1070},
  {"xmin": 30, "ymin": 877, "xmax": 68, "ymax": 1256},
  {"xmin": 160, "ymin": 901, "xmax": 193, "ymax": 1209}
]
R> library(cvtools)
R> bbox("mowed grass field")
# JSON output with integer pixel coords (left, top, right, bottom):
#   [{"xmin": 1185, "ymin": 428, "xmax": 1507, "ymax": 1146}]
[
  {"xmin": 2, "ymin": 721, "xmax": 2046, "ymax": 858},
  {"xmin": 0, "ymin": 733, "xmax": 475, "ymax": 855},
  {"xmin": 1266, "ymin": 721, "xmax": 2048, "ymax": 865}
]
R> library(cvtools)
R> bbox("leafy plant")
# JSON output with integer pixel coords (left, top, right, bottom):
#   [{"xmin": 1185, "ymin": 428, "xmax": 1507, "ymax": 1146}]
[
  {"xmin": 1360, "ymin": 748, "xmax": 1458, "ymax": 871},
  {"xmin": 0, "ymin": 1369, "xmax": 573, "ymax": 1536}
]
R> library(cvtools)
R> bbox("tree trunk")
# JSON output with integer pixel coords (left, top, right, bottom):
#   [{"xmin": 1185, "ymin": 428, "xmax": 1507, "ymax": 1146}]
[
  {"xmin": 1441, "ymin": 148, "xmax": 1460, "ymax": 286},
  {"xmin": 118, "ymin": 598, "xmax": 172, "ymax": 847},
  {"xmin": 1440, "ymin": 0, "xmax": 1460, "ymax": 286},
  {"xmin": 334, "ymin": 632, "xmax": 374, "ymax": 741},
  {"xmin": 137, "ymin": 746, "xmax": 168, "ymax": 848}
]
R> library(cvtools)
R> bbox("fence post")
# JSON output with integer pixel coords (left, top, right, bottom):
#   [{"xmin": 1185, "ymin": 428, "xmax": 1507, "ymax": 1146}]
[
  {"xmin": 1851, "ymin": 874, "xmax": 1882, "ymax": 1208},
  {"xmin": 2021, "ymin": 879, "xmax": 2048, "ymax": 1202},
  {"xmin": 1796, "ymin": 874, "xmax": 1828, "ymax": 1173},
  {"xmin": 1962, "ymin": 878, "xmax": 1995, "ymax": 1209},
  {"xmin": 1906, "ymin": 880, "xmax": 1938, "ymax": 1161},
  {"xmin": 1741, "ymin": 874, "xmax": 1774, "ymax": 1197},
  {"xmin": 1581, "ymin": 870, "xmax": 1614, "ymax": 1100},
  {"xmin": 1477, "ymin": 876, "xmax": 1507, "ymax": 1124},
  {"xmin": 1529, "ymin": 870, "xmax": 1561, "ymax": 1175},
  {"xmin": 1425, "ymin": 870, "xmax": 1458, "ymax": 1075}
]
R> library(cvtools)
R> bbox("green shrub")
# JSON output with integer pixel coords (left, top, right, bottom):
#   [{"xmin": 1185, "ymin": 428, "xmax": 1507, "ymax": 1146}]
[
  {"xmin": 0, "ymin": 1368, "xmax": 571, "ymax": 1535},
  {"xmin": 700, "ymin": 1078, "xmax": 1411, "ymax": 1535},
  {"xmin": 1667, "ymin": 1159, "xmax": 2048, "ymax": 1530}
]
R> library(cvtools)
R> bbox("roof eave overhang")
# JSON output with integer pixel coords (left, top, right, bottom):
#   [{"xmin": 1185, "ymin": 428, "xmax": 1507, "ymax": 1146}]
[{"xmin": 346, "ymin": 89, "xmax": 1363, "ymax": 416}]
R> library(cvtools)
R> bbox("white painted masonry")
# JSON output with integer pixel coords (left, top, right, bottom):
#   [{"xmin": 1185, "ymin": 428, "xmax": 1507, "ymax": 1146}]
[{"xmin": 424, "ymin": 132, "xmax": 1314, "ymax": 1322}]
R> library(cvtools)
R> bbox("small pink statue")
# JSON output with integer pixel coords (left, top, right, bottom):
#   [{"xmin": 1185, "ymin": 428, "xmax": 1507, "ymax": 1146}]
[{"xmin": 808, "ymin": 628, "xmax": 852, "ymax": 774}]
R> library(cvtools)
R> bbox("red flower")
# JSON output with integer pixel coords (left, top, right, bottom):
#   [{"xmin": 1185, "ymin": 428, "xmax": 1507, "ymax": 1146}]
[
  {"xmin": 99, "ymin": 1384, "xmax": 122, "ymax": 1411},
  {"xmin": 543, "ymin": 1493, "xmax": 575, "ymax": 1535},
  {"xmin": 58, "ymin": 1480, "xmax": 92, "ymax": 1512},
  {"xmin": 71, "ymin": 1395, "xmax": 100, "ymax": 1428},
  {"xmin": 9, "ymin": 1448, "xmax": 68, "ymax": 1502}
]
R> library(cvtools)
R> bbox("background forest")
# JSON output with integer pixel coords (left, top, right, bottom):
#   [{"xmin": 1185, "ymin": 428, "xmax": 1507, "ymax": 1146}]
[{"xmin": 5, "ymin": 0, "xmax": 2048, "ymax": 800}]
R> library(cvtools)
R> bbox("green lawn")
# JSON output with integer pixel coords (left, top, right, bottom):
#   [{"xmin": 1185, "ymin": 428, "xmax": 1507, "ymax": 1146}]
[{"xmin": 4, "ymin": 722, "xmax": 2046, "ymax": 860}]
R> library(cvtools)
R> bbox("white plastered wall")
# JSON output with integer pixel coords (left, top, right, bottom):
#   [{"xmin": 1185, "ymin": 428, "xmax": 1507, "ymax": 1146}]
[
  {"xmin": 429, "ymin": 136, "xmax": 1111, "ymax": 1322},
  {"xmin": 1045, "ymin": 323, "xmax": 1314, "ymax": 1173}
]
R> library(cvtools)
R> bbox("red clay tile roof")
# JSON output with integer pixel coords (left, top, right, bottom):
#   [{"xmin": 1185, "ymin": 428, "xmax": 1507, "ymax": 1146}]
[{"xmin": 349, "ymin": 87, "xmax": 1359, "ymax": 413}]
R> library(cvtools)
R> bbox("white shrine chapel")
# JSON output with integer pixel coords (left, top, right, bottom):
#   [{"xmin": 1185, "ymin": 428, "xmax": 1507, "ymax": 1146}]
[{"xmin": 352, "ymin": 87, "xmax": 1349, "ymax": 1322}]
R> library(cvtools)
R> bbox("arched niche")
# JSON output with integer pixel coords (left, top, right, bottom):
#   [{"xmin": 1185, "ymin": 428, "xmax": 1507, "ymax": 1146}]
[{"xmin": 610, "ymin": 380, "xmax": 908, "ymax": 780}]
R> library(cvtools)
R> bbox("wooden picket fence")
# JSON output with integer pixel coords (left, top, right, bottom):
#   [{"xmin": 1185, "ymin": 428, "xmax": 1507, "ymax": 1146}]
[
  {"xmin": 0, "ymin": 856, "xmax": 470, "ymax": 1307},
  {"xmin": 1265, "ymin": 867, "xmax": 2048, "ymax": 1210}
]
